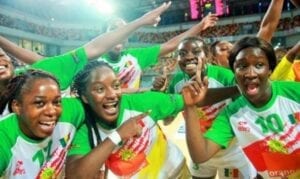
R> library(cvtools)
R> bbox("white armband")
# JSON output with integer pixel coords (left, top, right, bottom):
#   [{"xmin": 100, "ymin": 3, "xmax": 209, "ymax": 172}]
[{"xmin": 108, "ymin": 131, "xmax": 122, "ymax": 145}]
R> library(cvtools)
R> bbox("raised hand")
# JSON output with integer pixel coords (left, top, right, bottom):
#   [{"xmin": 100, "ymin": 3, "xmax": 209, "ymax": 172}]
[
  {"xmin": 136, "ymin": 1, "xmax": 172, "ymax": 27},
  {"xmin": 152, "ymin": 66, "xmax": 169, "ymax": 92},
  {"xmin": 199, "ymin": 13, "xmax": 218, "ymax": 31},
  {"xmin": 181, "ymin": 57, "xmax": 208, "ymax": 106}
]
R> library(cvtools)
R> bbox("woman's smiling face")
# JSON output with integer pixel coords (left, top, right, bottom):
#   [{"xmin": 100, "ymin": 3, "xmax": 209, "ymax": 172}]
[
  {"xmin": 177, "ymin": 39, "xmax": 207, "ymax": 77},
  {"xmin": 82, "ymin": 66, "xmax": 122, "ymax": 124},
  {"xmin": 13, "ymin": 78, "xmax": 62, "ymax": 140}
]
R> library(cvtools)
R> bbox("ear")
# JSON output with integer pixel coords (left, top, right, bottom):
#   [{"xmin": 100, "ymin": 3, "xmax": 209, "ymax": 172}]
[
  {"xmin": 81, "ymin": 95, "xmax": 89, "ymax": 104},
  {"xmin": 11, "ymin": 99, "xmax": 21, "ymax": 115}
]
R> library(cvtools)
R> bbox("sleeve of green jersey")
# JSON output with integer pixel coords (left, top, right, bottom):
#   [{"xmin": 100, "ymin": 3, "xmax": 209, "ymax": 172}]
[
  {"xmin": 0, "ymin": 135, "xmax": 9, "ymax": 176},
  {"xmin": 60, "ymin": 98, "xmax": 85, "ymax": 128},
  {"xmin": 124, "ymin": 91, "xmax": 184, "ymax": 121},
  {"xmin": 207, "ymin": 65, "xmax": 235, "ymax": 86},
  {"xmin": 30, "ymin": 47, "xmax": 88, "ymax": 90},
  {"xmin": 0, "ymin": 146, "xmax": 7, "ymax": 176},
  {"xmin": 67, "ymin": 123, "xmax": 92, "ymax": 156},
  {"xmin": 274, "ymin": 81, "xmax": 300, "ymax": 102},
  {"xmin": 167, "ymin": 72, "xmax": 184, "ymax": 94},
  {"xmin": 126, "ymin": 45, "xmax": 160, "ymax": 70},
  {"xmin": 0, "ymin": 118, "xmax": 14, "ymax": 176},
  {"xmin": 204, "ymin": 108, "xmax": 235, "ymax": 148}
]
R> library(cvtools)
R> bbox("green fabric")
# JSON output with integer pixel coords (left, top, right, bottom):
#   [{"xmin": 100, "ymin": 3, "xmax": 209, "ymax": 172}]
[
  {"xmin": 204, "ymin": 81, "xmax": 300, "ymax": 148},
  {"xmin": 168, "ymin": 64, "xmax": 235, "ymax": 93},
  {"xmin": 68, "ymin": 91, "xmax": 184, "ymax": 156},
  {"xmin": 125, "ymin": 45, "xmax": 160, "ymax": 70},
  {"xmin": 101, "ymin": 45, "xmax": 160, "ymax": 71},
  {"xmin": 0, "ymin": 98, "xmax": 85, "ymax": 176},
  {"xmin": 15, "ymin": 47, "xmax": 88, "ymax": 90}
]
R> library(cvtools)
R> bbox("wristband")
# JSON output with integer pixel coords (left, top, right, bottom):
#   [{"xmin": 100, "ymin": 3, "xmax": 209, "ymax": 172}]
[{"xmin": 108, "ymin": 131, "xmax": 122, "ymax": 145}]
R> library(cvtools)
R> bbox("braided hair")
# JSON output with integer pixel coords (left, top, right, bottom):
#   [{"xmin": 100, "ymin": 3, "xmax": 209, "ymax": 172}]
[
  {"xmin": 72, "ymin": 60, "xmax": 113, "ymax": 148},
  {"xmin": 0, "ymin": 69, "xmax": 59, "ymax": 114}
]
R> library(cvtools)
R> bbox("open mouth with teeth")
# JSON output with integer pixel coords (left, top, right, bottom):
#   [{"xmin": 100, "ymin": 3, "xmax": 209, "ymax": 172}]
[
  {"xmin": 103, "ymin": 101, "xmax": 119, "ymax": 115},
  {"xmin": 38, "ymin": 121, "xmax": 56, "ymax": 134},
  {"xmin": 0, "ymin": 64, "xmax": 8, "ymax": 72},
  {"xmin": 184, "ymin": 60, "xmax": 198, "ymax": 71}
]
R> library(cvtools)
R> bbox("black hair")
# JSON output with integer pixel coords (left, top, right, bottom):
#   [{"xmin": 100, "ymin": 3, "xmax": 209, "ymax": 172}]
[
  {"xmin": 0, "ymin": 69, "xmax": 59, "ymax": 114},
  {"xmin": 72, "ymin": 60, "xmax": 114, "ymax": 148},
  {"xmin": 180, "ymin": 36, "xmax": 211, "ymax": 58},
  {"xmin": 210, "ymin": 40, "xmax": 221, "ymax": 56},
  {"xmin": 73, "ymin": 60, "xmax": 113, "ymax": 97},
  {"xmin": 229, "ymin": 36, "xmax": 277, "ymax": 71}
]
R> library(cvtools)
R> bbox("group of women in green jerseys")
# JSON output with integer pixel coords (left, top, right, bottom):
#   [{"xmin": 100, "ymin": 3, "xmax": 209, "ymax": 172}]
[{"xmin": 1, "ymin": 0, "xmax": 300, "ymax": 179}]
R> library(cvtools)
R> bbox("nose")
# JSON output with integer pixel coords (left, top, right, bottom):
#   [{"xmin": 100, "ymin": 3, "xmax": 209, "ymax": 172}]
[
  {"xmin": 106, "ymin": 88, "xmax": 118, "ymax": 99},
  {"xmin": 183, "ymin": 52, "xmax": 198, "ymax": 62},
  {"xmin": 44, "ymin": 104, "xmax": 59, "ymax": 118},
  {"xmin": 244, "ymin": 66, "xmax": 257, "ymax": 78}
]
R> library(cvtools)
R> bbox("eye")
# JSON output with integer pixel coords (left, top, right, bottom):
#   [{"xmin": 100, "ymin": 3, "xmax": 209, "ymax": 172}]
[
  {"xmin": 34, "ymin": 100, "xmax": 45, "ymax": 108},
  {"xmin": 94, "ymin": 86, "xmax": 104, "ymax": 93},
  {"xmin": 53, "ymin": 98, "xmax": 62, "ymax": 107},
  {"xmin": 255, "ymin": 62, "xmax": 264, "ymax": 68},
  {"xmin": 178, "ymin": 51, "xmax": 186, "ymax": 57},
  {"xmin": 193, "ymin": 50, "xmax": 202, "ymax": 56},
  {"xmin": 236, "ymin": 63, "xmax": 248, "ymax": 70},
  {"xmin": 113, "ymin": 82, "xmax": 121, "ymax": 90},
  {"xmin": 96, "ymin": 87, "xmax": 104, "ymax": 93}
]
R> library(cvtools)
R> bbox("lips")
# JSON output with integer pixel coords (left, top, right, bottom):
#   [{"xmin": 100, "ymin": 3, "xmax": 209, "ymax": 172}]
[
  {"xmin": 38, "ymin": 121, "xmax": 56, "ymax": 134},
  {"xmin": 103, "ymin": 101, "xmax": 118, "ymax": 115},
  {"xmin": 184, "ymin": 60, "xmax": 198, "ymax": 70},
  {"xmin": 245, "ymin": 83, "xmax": 259, "ymax": 96},
  {"xmin": 0, "ymin": 65, "xmax": 8, "ymax": 72},
  {"xmin": 185, "ymin": 63, "xmax": 197, "ymax": 71},
  {"xmin": 0, "ymin": 65, "xmax": 9, "ymax": 75}
]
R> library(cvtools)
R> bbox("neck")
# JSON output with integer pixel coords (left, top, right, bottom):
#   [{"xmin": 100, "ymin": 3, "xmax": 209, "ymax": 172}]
[{"xmin": 97, "ymin": 117, "xmax": 117, "ymax": 129}]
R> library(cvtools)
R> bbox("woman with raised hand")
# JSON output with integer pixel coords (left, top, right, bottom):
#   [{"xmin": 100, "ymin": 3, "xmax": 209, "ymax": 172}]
[
  {"xmin": 184, "ymin": 36, "xmax": 300, "ymax": 178},
  {"xmin": 152, "ymin": 36, "xmax": 256, "ymax": 179},
  {"xmin": 0, "ymin": 2, "xmax": 171, "ymax": 117}
]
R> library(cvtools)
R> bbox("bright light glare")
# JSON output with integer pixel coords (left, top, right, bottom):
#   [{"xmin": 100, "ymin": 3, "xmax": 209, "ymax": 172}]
[{"xmin": 87, "ymin": 0, "xmax": 114, "ymax": 15}]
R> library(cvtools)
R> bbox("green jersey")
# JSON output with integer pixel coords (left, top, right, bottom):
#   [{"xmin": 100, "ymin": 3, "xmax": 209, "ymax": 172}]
[
  {"xmin": 1, "ymin": 48, "xmax": 87, "ymax": 118},
  {"xmin": 97, "ymin": 45, "xmax": 160, "ymax": 89},
  {"xmin": 15, "ymin": 47, "xmax": 88, "ymax": 90},
  {"xmin": 205, "ymin": 81, "xmax": 300, "ymax": 178},
  {"xmin": 68, "ymin": 91, "xmax": 186, "ymax": 178},
  {"xmin": 169, "ymin": 64, "xmax": 235, "ymax": 132}
]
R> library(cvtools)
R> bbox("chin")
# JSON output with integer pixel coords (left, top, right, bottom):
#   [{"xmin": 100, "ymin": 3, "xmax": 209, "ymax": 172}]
[
  {"xmin": 185, "ymin": 71, "xmax": 195, "ymax": 77},
  {"xmin": 33, "ymin": 133, "xmax": 50, "ymax": 140},
  {"xmin": 103, "ymin": 113, "xmax": 118, "ymax": 123}
]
